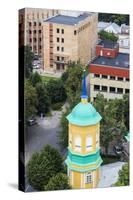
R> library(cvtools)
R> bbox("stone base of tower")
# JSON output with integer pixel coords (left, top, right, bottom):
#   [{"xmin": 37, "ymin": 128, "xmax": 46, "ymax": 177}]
[{"xmin": 68, "ymin": 168, "xmax": 100, "ymax": 189}]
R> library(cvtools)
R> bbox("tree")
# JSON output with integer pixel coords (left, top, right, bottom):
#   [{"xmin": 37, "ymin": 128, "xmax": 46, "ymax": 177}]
[
  {"xmin": 30, "ymin": 71, "xmax": 42, "ymax": 87},
  {"xmin": 44, "ymin": 173, "xmax": 71, "ymax": 191},
  {"xmin": 36, "ymin": 82, "xmax": 50, "ymax": 115},
  {"xmin": 24, "ymin": 79, "xmax": 38, "ymax": 119},
  {"xmin": 47, "ymin": 79, "xmax": 67, "ymax": 104},
  {"xmin": 115, "ymin": 163, "xmax": 129, "ymax": 186},
  {"xmin": 63, "ymin": 62, "xmax": 83, "ymax": 106},
  {"xmin": 27, "ymin": 145, "xmax": 64, "ymax": 190},
  {"xmin": 99, "ymin": 30, "xmax": 118, "ymax": 42}
]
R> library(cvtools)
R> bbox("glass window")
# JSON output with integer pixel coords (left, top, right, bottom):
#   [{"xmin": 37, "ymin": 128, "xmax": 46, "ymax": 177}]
[
  {"xmin": 39, "ymin": 30, "xmax": 41, "ymax": 34},
  {"xmin": 57, "ymin": 28, "xmax": 60, "ymax": 33},
  {"xmin": 94, "ymin": 74, "xmax": 100, "ymax": 78},
  {"xmin": 29, "ymin": 22, "xmax": 32, "ymax": 26},
  {"xmin": 117, "ymin": 88, "xmax": 123, "ymax": 94},
  {"xmin": 62, "ymin": 57, "xmax": 64, "ymax": 61},
  {"xmin": 34, "ymin": 30, "xmax": 36, "ymax": 34},
  {"xmin": 86, "ymin": 172, "xmax": 92, "ymax": 184},
  {"xmin": 94, "ymin": 85, "xmax": 100, "ymax": 91},
  {"xmin": 110, "ymin": 87, "xmax": 115, "ymax": 93},
  {"xmin": 62, "ymin": 29, "xmax": 64, "ymax": 34},
  {"xmin": 125, "ymin": 89, "xmax": 129, "ymax": 93},
  {"xmin": 57, "ymin": 46, "xmax": 60, "ymax": 51},
  {"xmin": 102, "ymin": 75, "xmax": 108, "ymax": 79},
  {"xmin": 61, "ymin": 47, "xmax": 64, "ymax": 52},
  {"xmin": 101, "ymin": 86, "xmax": 107, "ymax": 92},
  {"xmin": 126, "ymin": 78, "xmax": 129, "ymax": 81},
  {"xmin": 86, "ymin": 136, "xmax": 93, "ymax": 151},
  {"xmin": 57, "ymin": 56, "xmax": 60, "ymax": 61},
  {"xmin": 57, "ymin": 37, "xmax": 60, "ymax": 42},
  {"xmin": 74, "ymin": 30, "xmax": 77, "ymax": 35},
  {"xmin": 110, "ymin": 76, "xmax": 115, "ymax": 80},
  {"xmin": 62, "ymin": 38, "xmax": 64, "ymax": 43},
  {"xmin": 117, "ymin": 77, "xmax": 123, "ymax": 81},
  {"xmin": 34, "ymin": 22, "xmax": 36, "ymax": 26},
  {"xmin": 75, "ymin": 136, "xmax": 81, "ymax": 152}
]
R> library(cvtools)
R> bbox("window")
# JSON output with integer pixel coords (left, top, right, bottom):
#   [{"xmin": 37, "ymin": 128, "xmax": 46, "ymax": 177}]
[
  {"xmin": 34, "ymin": 22, "xmax": 36, "ymax": 26},
  {"xmin": 57, "ymin": 56, "xmax": 60, "ymax": 61},
  {"xmin": 39, "ymin": 38, "xmax": 41, "ymax": 42},
  {"xmin": 86, "ymin": 136, "xmax": 93, "ymax": 151},
  {"xmin": 94, "ymin": 74, "xmax": 100, "ymax": 78},
  {"xmin": 34, "ymin": 38, "xmax": 36, "ymax": 42},
  {"xmin": 117, "ymin": 77, "xmax": 123, "ymax": 81},
  {"xmin": 57, "ymin": 46, "xmax": 60, "ymax": 51},
  {"xmin": 50, "ymin": 64, "xmax": 53, "ymax": 68},
  {"xmin": 39, "ymin": 30, "xmax": 41, "ymax": 34},
  {"xmin": 110, "ymin": 76, "xmax": 115, "ymax": 80},
  {"xmin": 62, "ymin": 57, "xmax": 64, "ymax": 61},
  {"xmin": 57, "ymin": 37, "xmax": 60, "ymax": 42},
  {"xmin": 74, "ymin": 30, "xmax": 77, "ymax": 35},
  {"xmin": 102, "ymin": 75, "xmax": 108, "ymax": 79},
  {"xmin": 61, "ymin": 47, "xmax": 64, "ymax": 52},
  {"xmin": 86, "ymin": 172, "xmax": 92, "ymax": 184},
  {"xmin": 29, "ymin": 22, "xmax": 32, "ymax": 26},
  {"xmin": 57, "ymin": 28, "xmax": 60, "ymax": 33},
  {"xmin": 101, "ymin": 86, "xmax": 107, "ymax": 92},
  {"xmin": 125, "ymin": 89, "xmax": 129, "ymax": 93},
  {"xmin": 33, "ymin": 30, "xmax": 36, "ymax": 34},
  {"xmin": 75, "ymin": 136, "xmax": 81, "ymax": 152},
  {"xmin": 110, "ymin": 87, "xmax": 115, "ymax": 93},
  {"xmin": 29, "ymin": 38, "xmax": 32, "ymax": 43},
  {"xmin": 126, "ymin": 78, "xmax": 129, "ymax": 81},
  {"xmin": 39, "ymin": 22, "xmax": 41, "ymax": 26},
  {"xmin": 29, "ymin": 30, "xmax": 32, "ymax": 34},
  {"xmin": 62, "ymin": 38, "xmax": 64, "ymax": 43},
  {"xmin": 117, "ymin": 88, "xmax": 123, "ymax": 94},
  {"xmin": 94, "ymin": 85, "xmax": 100, "ymax": 91},
  {"xmin": 39, "ymin": 45, "xmax": 41, "ymax": 50},
  {"xmin": 62, "ymin": 29, "xmax": 64, "ymax": 34}
]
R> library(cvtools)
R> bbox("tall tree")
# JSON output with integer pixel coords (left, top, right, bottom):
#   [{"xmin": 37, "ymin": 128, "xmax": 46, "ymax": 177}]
[
  {"xmin": 115, "ymin": 163, "xmax": 129, "ymax": 186},
  {"xmin": 99, "ymin": 30, "xmax": 118, "ymax": 42},
  {"xmin": 27, "ymin": 145, "xmax": 64, "ymax": 190},
  {"xmin": 24, "ymin": 80, "xmax": 38, "ymax": 119},
  {"xmin": 44, "ymin": 173, "xmax": 71, "ymax": 191},
  {"xmin": 36, "ymin": 82, "xmax": 50, "ymax": 115},
  {"xmin": 30, "ymin": 71, "xmax": 42, "ymax": 87}
]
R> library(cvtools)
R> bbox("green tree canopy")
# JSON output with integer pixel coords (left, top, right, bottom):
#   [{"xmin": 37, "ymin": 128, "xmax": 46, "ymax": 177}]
[
  {"xmin": 47, "ymin": 79, "xmax": 67, "ymax": 104},
  {"xmin": 24, "ymin": 79, "xmax": 38, "ymax": 119},
  {"xmin": 27, "ymin": 145, "xmax": 64, "ymax": 190},
  {"xmin": 115, "ymin": 163, "xmax": 129, "ymax": 186},
  {"xmin": 35, "ymin": 82, "xmax": 50, "ymax": 115},
  {"xmin": 99, "ymin": 30, "xmax": 118, "ymax": 42},
  {"xmin": 44, "ymin": 173, "xmax": 71, "ymax": 191},
  {"xmin": 30, "ymin": 71, "xmax": 42, "ymax": 87}
]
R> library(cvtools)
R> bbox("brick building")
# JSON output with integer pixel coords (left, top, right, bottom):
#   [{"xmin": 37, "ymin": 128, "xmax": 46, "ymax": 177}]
[
  {"xmin": 42, "ymin": 12, "xmax": 98, "ymax": 72},
  {"xmin": 89, "ymin": 40, "xmax": 129, "ymax": 101}
]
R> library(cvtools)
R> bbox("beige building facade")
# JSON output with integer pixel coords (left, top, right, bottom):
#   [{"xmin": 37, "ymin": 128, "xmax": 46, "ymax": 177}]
[
  {"xmin": 19, "ymin": 8, "xmax": 59, "ymax": 55},
  {"xmin": 42, "ymin": 12, "xmax": 98, "ymax": 72}
]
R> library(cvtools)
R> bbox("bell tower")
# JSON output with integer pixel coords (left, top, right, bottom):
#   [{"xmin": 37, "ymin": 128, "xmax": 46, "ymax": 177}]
[{"xmin": 65, "ymin": 70, "xmax": 102, "ymax": 189}]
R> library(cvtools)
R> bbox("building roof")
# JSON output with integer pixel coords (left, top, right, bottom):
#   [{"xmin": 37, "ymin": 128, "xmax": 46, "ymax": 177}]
[
  {"xmin": 98, "ymin": 40, "xmax": 119, "ymax": 49},
  {"xmin": 66, "ymin": 102, "xmax": 102, "ymax": 126},
  {"xmin": 98, "ymin": 22, "xmax": 111, "ymax": 31},
  {"xmin": 91, "ymin": 53, "xmax": 129, "ymax": 69},
  {"xmin": 98, "ymin": 21, "xmax": 121, "ymax": 34},
  {"xmin": 44, "ymin": 13, "xmax": 92, "ymax": 25}
]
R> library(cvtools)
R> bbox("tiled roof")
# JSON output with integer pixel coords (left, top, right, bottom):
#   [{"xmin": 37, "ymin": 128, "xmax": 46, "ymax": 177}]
[{"xmin": 98, "ymin": 40, "xmax": 119, "ymax": 49}]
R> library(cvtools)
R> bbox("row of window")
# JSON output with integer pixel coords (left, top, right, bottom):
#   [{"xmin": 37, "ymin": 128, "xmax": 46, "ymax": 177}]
[
  {"xmin": 29, "ymin": 22, "xmax": 41, "ymax": 26},
  {"xmin": 30, "ymin": 45, "xmax": 42, "ymax": 50},
  {"xmin": 29, "ymin": 30, "xmax": 42, "ymax": 34},
  {"xmin": 29, "ymin": 38, "xmax": 41, "ymax": 42},
  {"xmin": 57, "ymin": 56, "xmax": 64, "ymax": 61},
  {"xmin": 69, "ymin": 134, "xmax": 99, "ymax": 152},
  {"xmin": 56, "ymin": 28, "xmax": 77, "ymax": 36},
  {"xmin": 94, "ymin": 85, "xmax": 129, "ymax": 94},
  {"xmin": 57, "ymin": 46, "xmax": 64, "ymax": 52},
  {"xmin": 94, "ymin": 74, "xmax": 129, "ymax": 82},
  {"xmin": 56, "ymin": 37, "xmax": 64, "ymax": 43}
]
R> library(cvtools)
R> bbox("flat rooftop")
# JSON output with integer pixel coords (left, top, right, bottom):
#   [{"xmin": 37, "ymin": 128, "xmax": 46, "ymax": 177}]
[
  {"xmin": 98, "ymin": 40, "xmax": 119, "ymax": 49},
  {"xmin": 91, "ymin": 53, "xmax": 129, "ymax": 68},
  {"xmin": 44, "ymin": 13, "xmax": 92, "ymax": 25}
]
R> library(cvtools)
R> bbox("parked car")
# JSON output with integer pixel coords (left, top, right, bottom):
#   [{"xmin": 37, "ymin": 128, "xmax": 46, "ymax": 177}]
[
  {"xmin": 27, "ymin": 117, "xmax": 37, "ymax": 126},
  {"xmin": 113, "ymin": 145, "xmax": 123, "ymax": 155}
]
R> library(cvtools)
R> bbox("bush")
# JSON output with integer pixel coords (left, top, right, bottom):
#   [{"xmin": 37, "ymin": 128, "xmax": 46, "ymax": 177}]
[
  {"xmin": 44, "ymin": 173, "xmax": 71, "ymax": 191},
  {"xmin": 27, "ymin": 145, "xmax": 64, "ymax": 190},
  {"xmin": 51, "ymin": 102, "xmax": 64, "ymax": 111}
]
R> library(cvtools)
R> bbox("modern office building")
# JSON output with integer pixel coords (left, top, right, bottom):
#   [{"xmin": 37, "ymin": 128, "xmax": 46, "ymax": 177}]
[
  {"xmin": 89, "ymin": 40, "xmax": 129, "ymax": 101},
  {"xmin": 42, "ymin": 12, "xmax": 98, "ymax": 72},
  {"xmin": 65, "ymin": 71, "xmax": 102, "ymax": 189},
  {"xmin": 19, "ymin": 8, "xmax": 59, "ymax": 55}
]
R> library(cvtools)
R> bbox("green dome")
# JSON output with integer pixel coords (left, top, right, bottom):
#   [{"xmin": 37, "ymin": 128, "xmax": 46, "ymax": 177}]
[{"xmin": 66, "ymin": 102, "xmax": 102, "ymax": 126}]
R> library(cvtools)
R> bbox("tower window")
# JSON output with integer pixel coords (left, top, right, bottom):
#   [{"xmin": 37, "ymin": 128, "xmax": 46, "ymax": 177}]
[
  {"xmin": 75, "ymin": 136, "xmax": 81, "ymax": 152},
  {"xmin": 86, "ymin": 172, "xmax": 92, "ymax": 184},
  {"xmin": 86, "ymin": 136, "xmax": 93, "ymax": 151}
]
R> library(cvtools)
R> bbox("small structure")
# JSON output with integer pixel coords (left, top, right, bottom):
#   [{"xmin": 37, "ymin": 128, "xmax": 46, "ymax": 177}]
[{"xmin": 65, "ymin": 70, "xmax": 102, "ymax": 189}]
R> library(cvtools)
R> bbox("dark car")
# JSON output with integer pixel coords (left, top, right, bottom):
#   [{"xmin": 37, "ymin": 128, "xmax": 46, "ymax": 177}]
[{"xmin": 27, "ymin": 117, "xmax": 37, "ymax": 126}]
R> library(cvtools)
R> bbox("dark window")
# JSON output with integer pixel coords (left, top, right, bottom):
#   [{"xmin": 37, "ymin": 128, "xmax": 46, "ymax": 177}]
[
  {"xmin": 62, "ymin": 64, "xmax": 65, "ymax": 70},
  {"xmin": 117, "ymin": 77, "xmax": 123, "ymax": 81},
  {"xmin": 126, "ymin": 78, "xmax": 129, "ymax": 81},
  {"xmin": 62, "ymin": 57, "xmax": 64, "ymax": 61},
  {"xmin": 29, "ymin": 38, "xmax": 32, "ymax": 43},
  {"xmin": 125, "ymin": 89, "xmax": 129, "ymax": 93},
  {"xmin": 94, "ymin": 85, "xmax": 100, "ymax": 91},
  {"xmin": 29, "ymin": 22, "xmax": 32, "ymax": 26},
  {"xmin": 39, "ymin": 22, "xmax": 41, "ymax": 26},
  {"xmin": 56, "ymin": 64, "xmax": 60, "ymax": 70},
  {"xmin": 62, "ymin": 38, "xmax": 64, "ymax": 43},
  {"xmin": 74, "ymin": 30, "xmax": 77, "ymax": 35},
  {"xmin": 39, "ymin": 30, "xmax": 41, "ymax": 34},
  {"xmin": 62, "ymin": 29, "xmax": 64, "ymax": 34},
  {"xmin": 39, "ymin": 45, "xmax": 41, "ymax": 49},
  {"xmin": 29, "ymin": 30, "xmax": 32, "ymax": 34},
  {"xmin": 57, "ymin": 46, "xmax": 60, "ymax": 51},
  {"xmin": 101, "ymin": 86, "xmax": 107, "ymax": 92},
  {"xmin": 94, "ymin": 74, "xmax": 100, "ymax": 78},
  {"xmin": 102, "ymin": 75, "xmax": 108, "ymax": 79},
  {"xmin": 33, "ymin": 45, "xmax": 36, "ymax": 50},
  {"xmin": 61, "ymin": 47, "xmax": 64, "ymax": 52},
  {"xmin": 117, "ymin": 88, "xmax": 123, "ymax": 94},
  {"xmin": 93, "ymin": 97, "xmax": 96, "ymax": 102},
  {"xmin": 34, "ymin": 22, "xmax": 36, "ymax": 26},
  {"xmin": 34, "ymin": 38, "xmax": 36, "ymax": 42},
  {"xmin": 57, "ymin": 56, "xmax": 60, "ymax": 61},
  {"xmin": 57, "ymin": 37, "xmax": 60, "ymax": 42},
  {"xmin": 110, "ymin": 87, "xmax": 115, "ymax": 93},
  {"xmin": 34, "ymin": 30, "xmax": 36, "ymax": 34},
  {"xmin": 39, "ymin": 38, "xmax": 41, "ymax": 42},
  {"xmin": 110, "ymin": 76, "xmax": 115, "ymax": 80},
  {"xmin": 57, "ymin": 28, "xmax": 60, "ymax": 33}
]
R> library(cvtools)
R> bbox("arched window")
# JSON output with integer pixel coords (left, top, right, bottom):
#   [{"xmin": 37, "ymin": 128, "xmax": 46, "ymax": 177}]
[
  {"xmin": 75, "ymin": 136, "xmax": 81, "ymax": 152},
  {"xmin": 86, "ymin": 136, "xmax": 93, "ymax": 151}
]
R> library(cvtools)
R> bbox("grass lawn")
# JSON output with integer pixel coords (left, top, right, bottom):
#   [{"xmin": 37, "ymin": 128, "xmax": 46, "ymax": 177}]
[
  {"xmin": 101, "ymin": 155, "xmax": 120, "ymax": 165},
  {"xmin": 41, "ymin": 75, "xmax": 59, "ymax": 83}
]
